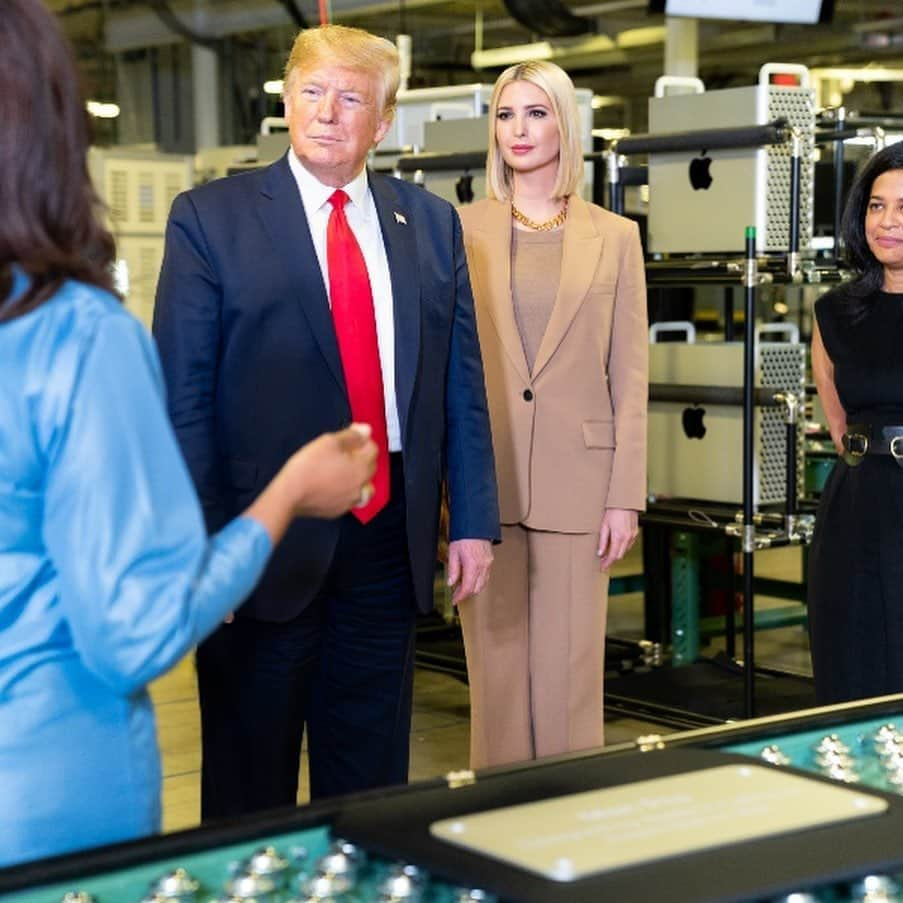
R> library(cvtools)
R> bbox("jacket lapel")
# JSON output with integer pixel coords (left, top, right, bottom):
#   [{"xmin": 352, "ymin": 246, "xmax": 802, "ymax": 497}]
[
  {"xmin": 531, "ymin": 194, "xmax": 604, "ymax": 379},
  {"xmin": 369, "ymin": 172, "xmax": 420, "ymax": 440},
  {"xmin": 472, "ymin": 200, "xmax": 530, "ymax": 385},
  {"xmin": 257, "ymin": 156, "xmax": 347, "ymax": 395}
]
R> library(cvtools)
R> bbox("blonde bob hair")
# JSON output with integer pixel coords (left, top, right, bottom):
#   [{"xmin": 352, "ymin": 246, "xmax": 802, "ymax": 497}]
[
  {"xmin": 283, "ymin": 25, "xmax": 400, "ymax": 119},
  {"xmin": 486, "ymin": 60, "xmax": 584, "ymax": 202}
]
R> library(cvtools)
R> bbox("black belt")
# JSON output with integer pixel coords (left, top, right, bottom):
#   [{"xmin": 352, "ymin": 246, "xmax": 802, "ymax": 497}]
[{"xmin": 842, "ymin": 424, "xmax": 903, "ymax": 467}]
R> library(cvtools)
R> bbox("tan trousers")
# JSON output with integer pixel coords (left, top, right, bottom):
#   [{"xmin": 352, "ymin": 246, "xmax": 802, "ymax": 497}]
[{"xmin": 458, "ymin": 524, "xmax": 608, "ymax": 770}]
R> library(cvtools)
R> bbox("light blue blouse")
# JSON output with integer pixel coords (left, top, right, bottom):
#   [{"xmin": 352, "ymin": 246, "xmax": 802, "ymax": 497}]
[{"xmin": 0, "ymin": 271, "xmax": 272, "ymax": 867}]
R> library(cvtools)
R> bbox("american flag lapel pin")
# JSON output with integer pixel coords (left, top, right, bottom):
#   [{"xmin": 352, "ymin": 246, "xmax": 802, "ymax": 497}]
[{"xmin": 394, "ymin": 211, "xmax": 407, "ymax": 225}]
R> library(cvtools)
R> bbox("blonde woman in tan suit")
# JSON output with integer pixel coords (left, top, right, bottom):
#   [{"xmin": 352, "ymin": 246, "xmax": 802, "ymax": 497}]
[{"xmin": 457, "ymin": 60, "xmax": 648, "ymax": 770}]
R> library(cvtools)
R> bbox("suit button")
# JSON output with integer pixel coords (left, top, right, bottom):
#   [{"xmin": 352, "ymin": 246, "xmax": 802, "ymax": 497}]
[{"xmin": 522, "ymin": 389, "xmax": 533, "ymax": 402}]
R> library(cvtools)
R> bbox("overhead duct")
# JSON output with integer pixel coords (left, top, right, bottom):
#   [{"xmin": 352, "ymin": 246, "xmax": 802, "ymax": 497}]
[
  {"xmin": 471, "ymin": 25, "xmax": 666, "ymax": 71},
  {"xmin": 502, "ymin": 0, "xmax": 593, "ymax": 38}
]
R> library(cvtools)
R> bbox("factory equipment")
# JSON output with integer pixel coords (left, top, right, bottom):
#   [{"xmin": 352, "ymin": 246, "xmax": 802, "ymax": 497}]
[
  {"xmin": 11, "ymin": 694, "xmax": 903, "ymax": 903},
  {"xmin": 648, "ymin": 322, "xmax": 806, "ymax": 508},
  {"xmin": 383, "ymin": 84, "xmax": 494, "ymax": 152},
  {"xmin": 88, "ymin": 147, "xmax": 193, "ymax": 328},
  {"xmin": 646, "ymin": 64, "xmax": 816, "ymax": 255}
]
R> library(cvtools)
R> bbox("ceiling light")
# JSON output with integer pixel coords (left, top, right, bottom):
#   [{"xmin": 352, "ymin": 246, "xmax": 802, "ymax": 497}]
[
  {"xmin": 86, "ymin": 100, "xmax": 120, "ymax": 119},
  {"xmin": 591, "ymin": 127, "xmax": 631, "ymax": 140},
  {"xmin": 471, "ymin": 25, "xmax": 665, "ymax": 70},
  {"xmin": 591, "ymin": 95, "xmax": 625, "ymax": 110},
  {"xmin": 810, "ymin": 66, "xmax": 903, "ymax": 84},
  {"xmin": 264, "ymin": 80, "xmax": 284, "ymax": 95}
]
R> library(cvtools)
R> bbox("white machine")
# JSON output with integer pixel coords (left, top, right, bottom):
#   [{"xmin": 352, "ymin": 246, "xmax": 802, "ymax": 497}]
[
  {"xmin": 647, "ymin": 322, "xmax": 806, "ymax": 508},
  {"xmin": 647, "ymin": 64, "xmax": 816, "ymax": 255},
  {"xmin": 89, "ymin": 147, "xmax": 193, "ymax": 328},
  {"xmin": 383, "ymin": 84, "xmax": 494, "ymax": 152}
]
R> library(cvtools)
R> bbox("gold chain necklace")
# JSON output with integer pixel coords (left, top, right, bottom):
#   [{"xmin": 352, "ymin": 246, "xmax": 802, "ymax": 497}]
[{"xmin": 511, "ymin": 199, "xmax": 568, "ymax": 231}]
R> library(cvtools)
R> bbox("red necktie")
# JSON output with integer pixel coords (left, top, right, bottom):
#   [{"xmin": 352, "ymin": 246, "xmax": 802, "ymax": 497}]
[{"xmin": 326, "ymin": 189, "xmax": 390, "ymax": 523}]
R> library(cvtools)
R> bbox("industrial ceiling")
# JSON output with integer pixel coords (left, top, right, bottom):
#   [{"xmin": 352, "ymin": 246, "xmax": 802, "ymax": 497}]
[{"xmin": 47, "ymin": 0, "xmax": 903, "ymax": 137}]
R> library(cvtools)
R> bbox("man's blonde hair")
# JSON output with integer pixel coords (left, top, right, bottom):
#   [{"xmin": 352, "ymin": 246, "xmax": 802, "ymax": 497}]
[
  {"xmin": 486, "ymin": 60, "xmax": 584, "ymax": 202},
  {"xmin": 283, "ymin": 24, "xmax": 400, "ymax": 118}
]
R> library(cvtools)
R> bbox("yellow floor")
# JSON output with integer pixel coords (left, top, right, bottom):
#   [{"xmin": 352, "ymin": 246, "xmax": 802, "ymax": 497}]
[
  {"xmin": 151, "ymin": 653, "xmax": 661, "ymax": 834},
  {"xmin": 149, "ymin": 628, "xmax": 486, "ymax": 831},
  {"xmin": 151, "ymin": 538, "xmax": 811, "ymax": 834}
]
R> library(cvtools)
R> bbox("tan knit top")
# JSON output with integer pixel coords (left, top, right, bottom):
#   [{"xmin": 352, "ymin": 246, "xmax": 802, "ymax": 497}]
[{"xmin": 511, "ymin": 226, "xmax": 564, "ymax": 373}]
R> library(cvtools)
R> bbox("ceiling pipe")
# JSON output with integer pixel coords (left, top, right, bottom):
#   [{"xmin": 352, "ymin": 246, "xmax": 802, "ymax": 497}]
[{"xmin": 502, "ymin": 0, "xmax": 593, "ymax": 38}]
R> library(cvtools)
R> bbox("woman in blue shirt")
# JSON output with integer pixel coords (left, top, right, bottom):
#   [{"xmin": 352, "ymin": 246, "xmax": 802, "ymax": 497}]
[{"xmin": 0, "ymin": 0, "xmax": 376, "ymax": 867}]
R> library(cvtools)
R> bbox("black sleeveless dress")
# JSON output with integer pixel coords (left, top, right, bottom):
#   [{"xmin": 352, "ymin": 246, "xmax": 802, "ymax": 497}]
[{"xmin": 809, "ymin": 285, "xmax": 903, "ymax": 704}]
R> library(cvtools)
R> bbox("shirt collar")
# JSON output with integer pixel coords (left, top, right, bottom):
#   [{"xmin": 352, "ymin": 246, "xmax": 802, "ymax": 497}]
[{"xmin": 287, "ymin": 151, "xmax": 372, "ymax": 221}]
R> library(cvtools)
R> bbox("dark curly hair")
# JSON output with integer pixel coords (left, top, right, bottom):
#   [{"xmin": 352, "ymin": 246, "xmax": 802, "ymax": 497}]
[
  {"xmin": 0, "ymin": 0, "xmax": 117, "ymax": 323},
  {"xmin": 840, "ymin": 141, "xmax": 903, "ymax": 306}
]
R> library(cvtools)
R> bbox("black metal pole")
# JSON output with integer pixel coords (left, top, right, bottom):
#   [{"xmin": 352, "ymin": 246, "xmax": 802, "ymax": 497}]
[
  {"xmin": 785, "ymin": 412, "xmax": 798, "ymax": 525},
  {"xmin": 607, "ymin": 150, "xmax": 624, "ymax": 216},
  {"xmin": 649, "ymin": 383, "xmax": 782, "ymax": 406},
  {"xmin": 787, "ymin": 424, "xmax": 798, "ymax": 521},
  {"xmin": 742, "ymin": 226, "xmax": 757, "ymax": 718},
  {"xmin": 616, "ymin": 119, "xmax": 789, "ymax": 156},
  {"xmin": 833, "ymin": 109, "xmax": 846, "ymax": 261},
  {"xmin": 777, "ymin": 391, "xmax": 800, "ymax": 538}
]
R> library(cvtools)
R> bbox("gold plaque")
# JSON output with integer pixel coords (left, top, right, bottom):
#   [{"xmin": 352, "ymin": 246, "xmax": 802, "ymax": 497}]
[{"xmin": 430, "ymin": 764, "xmax": 887, "ymax": 881}]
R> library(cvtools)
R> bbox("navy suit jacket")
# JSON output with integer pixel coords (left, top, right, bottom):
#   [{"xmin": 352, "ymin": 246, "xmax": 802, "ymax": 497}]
[{"xmin": 153, "ymin": 154, "xmax": 499, "ymax": 621}]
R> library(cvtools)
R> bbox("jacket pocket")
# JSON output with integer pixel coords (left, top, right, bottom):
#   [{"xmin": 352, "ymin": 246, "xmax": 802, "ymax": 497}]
[
  {"xmin": 582, "ymin": 420, "xmax": 615, "ymax": 449},
  {"xmin": 225, "ymin": 457, "xmax": 258, "ymax": 490}
]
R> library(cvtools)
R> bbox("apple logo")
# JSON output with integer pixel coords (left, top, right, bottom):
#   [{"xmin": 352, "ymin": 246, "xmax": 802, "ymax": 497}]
[
  {"xmin": 689, "ymin": 150, "xmax": 713, "ymax": 191},
  {"xmin": 455, "ymin": 172, "xmax": 474, "ymax": 204},
  {"xmin": 682, "ymin": 405, "xmax": 707, "ymax": 440}
]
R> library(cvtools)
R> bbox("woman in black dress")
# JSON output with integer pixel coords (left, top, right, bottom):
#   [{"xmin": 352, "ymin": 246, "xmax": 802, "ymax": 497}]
[{"xmin": 810, "ymin": 142, "xmax": 903, "ymax": 704}]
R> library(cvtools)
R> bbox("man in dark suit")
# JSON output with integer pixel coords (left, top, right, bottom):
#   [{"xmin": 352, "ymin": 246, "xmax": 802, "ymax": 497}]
[{"xmin": 152, "ymin": 23, "xmax": 499, "ymax": 819}]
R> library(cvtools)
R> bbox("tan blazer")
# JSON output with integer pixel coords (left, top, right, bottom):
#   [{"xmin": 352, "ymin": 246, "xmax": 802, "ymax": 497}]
[{"xmin": 458, "ymin": 195, "xmax": 648, "ymax": 532}]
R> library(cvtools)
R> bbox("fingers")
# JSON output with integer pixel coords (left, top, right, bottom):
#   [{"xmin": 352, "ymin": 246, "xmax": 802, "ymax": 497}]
[
  {"xmin": 452, "ymin": 566, "xmax": 481, "ymax": 604},
  {"xmin": 336, "ymin": 425, "xmax": 378, "ymax": 502},
  {"xmin": 598, "ymin": 531, "xmax": 637, "ymax": 571},
  {"xmin": 333, "ymin": 423, "xmax": 377, "ymax": 480},
  {"xmin": 348, "ymin": 425, "xmax": 378, "ymax": 479},
  {"xmin": 447, "ymin": 540, "xmax": 493, "ymax": 605},
  {"xmin": 598, "ymin": 509, "xmax": 639, "ymax": 571},
  {"xmin": 352, "ymin": 481, "xmax": 375, "ymax": 510},
  {"xmin": 286, "ymin": 426, "xmax": 378, "ymax": 519},
  {"xmin": 446, "ymin": 549, "xmax": 461, "ymax": 590},
  {"xmin": 596, "ymin": 523, "xmax": 610, "ymax": 559},
  {"xmin": 452, "ymin": 563, "xmax": 487, "ymax": 604},
  {"xmin": 335, "ymin": 422, "xmax": 372, "ymax": 450},
  {"xmin": 349, "ymin": 421, "xmax": 372, "ymax": 439}
]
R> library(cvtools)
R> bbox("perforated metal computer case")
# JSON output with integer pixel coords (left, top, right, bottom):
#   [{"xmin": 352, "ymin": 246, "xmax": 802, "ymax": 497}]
[
  {"xmin": 648, "ymin": 324, "xmax": 806, "ymax": 508},
  {"xmin": 647, "ymin": 65, "xmax": 815, "ymax": 255}
]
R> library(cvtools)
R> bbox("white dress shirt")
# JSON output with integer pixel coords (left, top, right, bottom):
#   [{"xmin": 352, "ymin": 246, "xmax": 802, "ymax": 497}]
[{"xmin": 288, "ymin": 151, "xmax": 401, "ymax": 452}]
